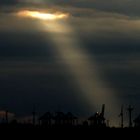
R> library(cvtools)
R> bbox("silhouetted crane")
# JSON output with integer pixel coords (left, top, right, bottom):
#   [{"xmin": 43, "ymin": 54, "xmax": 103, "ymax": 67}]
[
  {"xmin": 100, "ymin": 104, "xmax": 106, "ymax": 125},
  {"xmin": 39, "ymin": 112, "xmax": 53, "ymax": 126},
  {"xmin": 127, "ymin": 105, "xmax": 134, "ymax": 127},
  {"xmin": 88, "ymin": 104, "xmax": 106, "ymax": 127},
  {"xmin": 65, "ymin": 112, "xmax": 78, "ymax": 126}
]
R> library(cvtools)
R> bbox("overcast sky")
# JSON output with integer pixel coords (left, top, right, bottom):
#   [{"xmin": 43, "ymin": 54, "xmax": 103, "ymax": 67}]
[{"xmin": 0, "ymin": 0, "xmax": 140, "ymax": 126}]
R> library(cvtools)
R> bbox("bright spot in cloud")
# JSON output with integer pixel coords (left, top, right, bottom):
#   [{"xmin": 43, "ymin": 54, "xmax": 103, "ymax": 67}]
[{"xmin": 17, "ymin": 10, "xmax": 69, "ymax": 20}]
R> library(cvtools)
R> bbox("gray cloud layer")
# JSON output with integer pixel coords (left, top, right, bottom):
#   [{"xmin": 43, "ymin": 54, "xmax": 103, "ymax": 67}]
[
  {"xmin": 0, "ymin": 0, "xmax": 17, "ymax": 5},
  {"xmin": 1, "ymin": 0, "xmax": 140, "ymax": 17}
]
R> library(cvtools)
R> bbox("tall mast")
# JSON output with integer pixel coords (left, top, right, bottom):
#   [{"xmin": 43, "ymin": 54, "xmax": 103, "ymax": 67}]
[
  {"xmin": 119, "ymin": 105, "xmax": 124, "ymax": 128},
  {"xmin": 127, "ymin": 105, "xmax": 134, "ymax": 127}
]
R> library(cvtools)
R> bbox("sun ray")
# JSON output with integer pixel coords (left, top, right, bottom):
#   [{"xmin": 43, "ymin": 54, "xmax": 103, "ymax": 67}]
[{"xmin": 17, "ymin": 9, "xmax": 120, "ymax": 126}]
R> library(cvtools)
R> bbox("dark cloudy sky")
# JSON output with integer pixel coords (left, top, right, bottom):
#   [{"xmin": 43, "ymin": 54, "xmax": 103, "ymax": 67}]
[{"xmin": 0, "ymin": 0, "xmax": 140, "ymax": 126}]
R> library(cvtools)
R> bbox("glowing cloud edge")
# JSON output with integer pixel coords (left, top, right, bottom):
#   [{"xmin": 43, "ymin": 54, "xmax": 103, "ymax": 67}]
[{"xmin": 16, "ymin": 10, "xmax": 69, "ymax": 20}]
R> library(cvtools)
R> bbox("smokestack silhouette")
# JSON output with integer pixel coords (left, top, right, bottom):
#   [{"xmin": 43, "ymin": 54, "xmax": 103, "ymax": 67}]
[
  {"xmin": 100, "ymin": 104, "xmax": 106, "ymax": 126},
  {"xmin": 119, "ymin": 105, "xmax": 124, "ymax": 128},
  {"xmin": 32, "ymin": 105, "xmax": 36, "ymax": 126},
  {"xmin": 5, "ymin": 110, "xmax": 8, "ymax": 124}
]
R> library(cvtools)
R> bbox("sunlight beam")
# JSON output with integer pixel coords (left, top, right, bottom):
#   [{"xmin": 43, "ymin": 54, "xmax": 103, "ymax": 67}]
[
  {"xmin": 40, "ymin": 20, "xmax": 120, "ymax": 126},
  {"xmin": 17, "ymin": 9, "xmax": 120, "ymax": 126}
]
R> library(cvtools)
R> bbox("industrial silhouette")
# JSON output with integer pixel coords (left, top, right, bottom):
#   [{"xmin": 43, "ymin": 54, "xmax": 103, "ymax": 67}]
[
  {"xmin": 134, "ymin": 114, "xmax": 140, "ymax": 128},
  {"xmin": 88, "ymin": 104, "xmax": 106, "ymax": 128},
  {"xmin": 118, "ymin": 105, "xmax": 124, "ymax": 128},
  {"xmin": 127, "ymin": 105, "xmax": 134, "ymax": 128},
  {"xmin": 0, "ymin": 104, "xmax": 139, "ymax": 129}
]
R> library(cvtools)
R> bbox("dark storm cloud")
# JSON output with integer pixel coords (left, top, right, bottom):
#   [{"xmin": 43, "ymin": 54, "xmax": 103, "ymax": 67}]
[
  {"xmin": 0, "ymin": 32, "xmax": 53, "ymax": 60},
  {"xmin": 53, "ymin": 0, "xmax": 140, "ymax": 17},
  {"xmin": 1, "ymin": 0, "xmax": 140, "ymax": 18},
  {"xmin": 0, "ymin": 59, "xmax": 85, "ymax": 114},
  {"xmin": 90, "ymin": 0, "xmax": 140, "ymax": 16},
  {"xmin": 1, "ymin": 0, "xmax": 140, "ymax": 17},
  {"xmin": 0, "ymin": 0, "xmax": 140, "ymax": 125},
  {"xmin": 0, "ymin": 31, "xmax": 90, "ymax": 116},
  {"xmin": 0, "ymin": 0, "xmax": 18, "ymax": 5}
]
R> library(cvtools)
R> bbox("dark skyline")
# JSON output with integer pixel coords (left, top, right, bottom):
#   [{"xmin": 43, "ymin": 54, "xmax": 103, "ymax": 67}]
[{"xmin": 0, "ymin": 0, "xmax": 140, "ymax": 127}]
